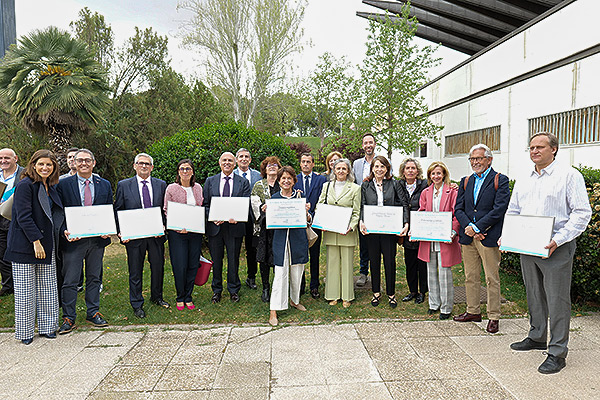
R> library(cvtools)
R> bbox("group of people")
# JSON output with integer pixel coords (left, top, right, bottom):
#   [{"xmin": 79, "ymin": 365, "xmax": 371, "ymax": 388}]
[{"xmin": 0, "ymin": 130, "xmax": 591, "ymax": 375}]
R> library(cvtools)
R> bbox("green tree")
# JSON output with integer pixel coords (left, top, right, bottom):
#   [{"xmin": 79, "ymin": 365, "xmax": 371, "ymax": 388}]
[
  {"xmin": 357, "ymin": 6, "xmax": 442, "ymax": 159},
  {"xmin": 178, "ymin": 0, "xmax": 305, "ymax": 126},
  {"xmin": 70, "ymin": 7, "xmax": 114, "ymax": 71},
  {"xmin": 0, "ymin": 27, "xmax": 110, "ymax": 161}
]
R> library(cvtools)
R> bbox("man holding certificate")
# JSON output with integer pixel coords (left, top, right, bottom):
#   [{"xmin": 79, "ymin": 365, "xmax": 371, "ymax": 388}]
[
  {"xmin": 506, "ymin": 132, "xmax": 591, "ymax": 374},
  {"xmin": 454, "ymin": 144, "xmax": 510, "ymax": 334},
  {"xmin": 114, "ymin": 153, "xmax": 169, "ymax": 318},
  {"xmin": 57, "ymin": 149, "xmax": 113, "ymax": 333},
  {"xmin": 203, "ymin": 152, "xmax": 251, "ymax": 304}
]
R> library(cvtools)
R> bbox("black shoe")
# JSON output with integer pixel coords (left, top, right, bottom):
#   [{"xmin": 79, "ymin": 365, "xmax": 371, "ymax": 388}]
[
  {"xmin": 538, "ymin": 354, "xmax": 566, "ymax": 374},
  {"xmin": 388, "ymin": 295, "xmax": 398, "ymax": 309},
  {"xmin": 428, "ymin": 308, "xmax": 438, "ymax": 315},
  {"xmin": 439, "ymin": 313, "xmax": 451, "ymax": 320},
  {"xmin": 230, "ymin": 293, "xmax": 240, "ymax": 303},
  {"xmin": 371, "ymin": 293, "xmax": 381, "ymax": 307},
  {"xmin": 86, "ymin": 312, "xmax": 108, "ymax": 327},
  {"xmin": 310, "ymin": 288, "xmax": 320, "ymax": 299},
  {"xmin": 0, "ymin": 287, "xmax": 13, "ymax": 296},
  {"xmin": 133, "ymin": 307, "xmax": 146, "ymax": 318},
  {"xmin": 211, "ymin": 292, "xmax": 222, "ymax": 304},
  {"xmin": 21, "ymin": 338, "xmax": 33, "ymax": 345},
  {"xmin": 414, "ymin": 293, "xmax": 425, "ymax": 304},
  {"xmin": 261, "ymin": 288, "xmax": 270, "ymax": 303},
  {"xmin": 40, "ymin": 332, "xmax": 56, "ymax": 339},
  {"xmin": 58, "ymin": 317, "xmax": 76, "ymax": 334},
  {"xmin": 510, "ymin": 337, "xmax": 547, "ymax": 351},
  {"xmin": 246, "ymin": 278, "xmax": 257, "ymax": 290},
  {"xmin": 402, "ymin": 293, "xmax": 416, "ymax": 302},
  {"xmin": 152, "ymin": 299, "xmax": 170, "ymax": 308}
]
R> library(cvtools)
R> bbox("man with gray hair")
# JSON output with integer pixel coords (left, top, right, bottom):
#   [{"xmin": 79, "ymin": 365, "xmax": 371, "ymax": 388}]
[{"xmin": 454, "ymin": 144, "xmax": 510, "ymax": 334}]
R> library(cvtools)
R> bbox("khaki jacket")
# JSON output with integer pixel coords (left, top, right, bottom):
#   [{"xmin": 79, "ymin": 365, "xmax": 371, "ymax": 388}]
[{"xmin": 317, "ymin": 180, "xmax": 361, "ymax": 247}]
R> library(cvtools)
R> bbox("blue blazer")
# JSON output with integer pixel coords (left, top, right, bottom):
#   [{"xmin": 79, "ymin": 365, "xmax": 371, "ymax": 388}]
[
  {"xmin": 4, "ymin": 177, "xmax": 64, "ymax": 265},
  {"xmin": 234, "ymin": 167, "xmax": 262, "ymax": 188},
  {"xmin": 114, "ymin": 176, "xmax": 167, "ymax": 244},
  {"xmin": 57, "ymin": 174, "xmax": 114, "ymax": 248},
  {"xmin": 271, "ymin": 190, "xmax": 309, "ymax": 266},
  {"xmin": 454, "ymin": 168, "xmax": 510, "ymax": 247},
  {"xmin": 293, "ymin": 172, "xmax": 327, "ymax": 216},
  {"xmin": 202, "ymin": 173, "xmax": 251, "ymax": 238}
]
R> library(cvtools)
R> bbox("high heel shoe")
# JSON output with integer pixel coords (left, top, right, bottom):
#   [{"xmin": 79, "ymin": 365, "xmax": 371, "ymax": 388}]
[
  {"xmin": 371, "ymin": 293, "xmax": 381, "ymax": 307},
  {"xmin": 176, "ymin": 302, "xmax": 185, "ymax": 311},
  {"xmin": 186, "ymin": 303, "xmax": 196, "ymax": 310},
  {"xmin": 388, "ymin": 295, "xmax": 398, "ymax": 309}
]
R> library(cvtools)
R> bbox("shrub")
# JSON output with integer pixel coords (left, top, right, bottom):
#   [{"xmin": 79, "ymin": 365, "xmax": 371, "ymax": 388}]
[
  {"xmin": 500, "ymin": 167, "xmax": 600, "ymax": 303},
  {"xmin": 287, "ymin": 141, "xmax": 312, "ymax": 162},
  {"xmin": 147, "ymin": 122, "xmax": 298, "ymax": 185}
]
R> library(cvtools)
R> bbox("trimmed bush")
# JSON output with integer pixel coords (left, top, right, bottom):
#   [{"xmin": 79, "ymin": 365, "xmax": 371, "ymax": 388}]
[{"xmin": 147, "ymin": 122, "xmax": 298, "ymax": 185}]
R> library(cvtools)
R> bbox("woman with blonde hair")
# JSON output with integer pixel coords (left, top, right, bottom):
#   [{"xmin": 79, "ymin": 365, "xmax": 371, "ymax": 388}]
[{"xmin": 323, "ymin": 151, "xmax": 342, "ymax": 179}]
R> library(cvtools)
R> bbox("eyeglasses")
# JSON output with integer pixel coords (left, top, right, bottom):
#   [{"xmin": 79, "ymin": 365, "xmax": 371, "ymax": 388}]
[
  {"xmin": 179, "ymin": 167, "xmax": 192, "ymax": 172},
  {"xmin": 468, "ymin": 157, "xmax": 486, "ymax": 163},
  {"xmin": 75, "ymin": 158, "xmax": 93, "ymax": 164},
  {"xmin": 267, "ymin": 163, "xmax": 279, "ymax": 168},
  {"xmin": 136, "ymin": 161, "xmax": 151, "ymax": 167}
]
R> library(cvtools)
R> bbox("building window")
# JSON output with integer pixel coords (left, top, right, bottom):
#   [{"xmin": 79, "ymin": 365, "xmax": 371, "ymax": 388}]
[
  {"xmin": 445, "ymin": 126, "xmax": 500, "ymax": 156},
  {"xmin": 414, "ymin": 142, "xmax": 427, "ymax": 158},
  {"xmin": 529, "ymin": 104, "xmax": 600, "ymax": 145}
]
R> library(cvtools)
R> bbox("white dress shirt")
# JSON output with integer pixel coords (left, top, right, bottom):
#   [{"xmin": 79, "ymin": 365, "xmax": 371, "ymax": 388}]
[
  {"xmin": 219, "ymin": 172, "xmax": 234, "ymax": 196},
  {"xmin": 136, "ymin": 175, "xmax": 153, "ymax": 207},
  {"xmin": 507, "ymin": 160, "xmax": 591, "ymax": 247}
]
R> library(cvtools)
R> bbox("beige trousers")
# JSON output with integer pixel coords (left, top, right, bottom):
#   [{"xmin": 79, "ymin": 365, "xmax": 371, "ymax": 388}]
[{"xmin": 461, "ymin": 240, "xmax": 501, "ymax": 320}]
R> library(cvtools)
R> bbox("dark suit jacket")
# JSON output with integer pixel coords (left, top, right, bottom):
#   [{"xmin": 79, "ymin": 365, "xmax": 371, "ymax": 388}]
[
  {"xmin": 294, "ymin": 172, "xmax": 327, "ymax": 216},
  {"xmin": 455, "ymin": 168, "xmax": 510, "ymax": 247},
  {"xmin": 4, "ymin": 177, "xmax": 63, "ymax": 264},
  {"xmin": 234, "ymin": 167, "xmax": 262, "ymax": 188},
  {"xmin": 360, "ymin": 179, "xmax": 409, "ymax": 224},
  {"xmin": 0, "ymin": 165, "xmax": 25, "ymax": 230},
  {"xmin": 397, "ymin": 178, "xmax": 429, "ymax": 249},
  {"xmin": 114, "ymin": 176, "xmax": 167, "ymax": 245},
  {"xmin": 57, "ymin": 174, "xmax": 114, "ymax": 248},
  {"xmin": 202, "ymin": 173, "xmax": 251, "ymax": 237}
]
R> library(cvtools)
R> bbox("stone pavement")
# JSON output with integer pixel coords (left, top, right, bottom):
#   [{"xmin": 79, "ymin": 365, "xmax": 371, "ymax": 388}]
[{"xmin": 0, "ymin": 315, "xmax": 598, "ymax": 399}]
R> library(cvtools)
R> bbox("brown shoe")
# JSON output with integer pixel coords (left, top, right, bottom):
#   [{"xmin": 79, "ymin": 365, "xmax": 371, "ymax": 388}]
[
  {"xmin": 453, "ymin": 312, "xmax": 482, "ymax": 322},
  {"xmin": 486, "ymin": 320, "xmax": 499, "ymax": 333}
]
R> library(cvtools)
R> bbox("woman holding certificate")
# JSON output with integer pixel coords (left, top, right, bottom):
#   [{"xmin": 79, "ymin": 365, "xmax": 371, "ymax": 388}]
[
  {"xmin": 417, "ymin": 161, "xmax": 461, "ymax": 320},
  {"xmin": 4, "ymin": 150, "xmax": 63, "ymax": 344},
  {"xmin": 251, "ymin": 156, "xmax": 282, "ymax": 303},
  {"xmin": 267, "ymin": 166, "xmax": 309, "ymax": 326},
  {"xmin": 164, "ymin": 159, "xmax": 204, "ymax": 311},
  {"xmin": 318, "ymin": 158, "xmax": 361, "ymax": 308},
  {"xmin": 359, "ymin": 156, "xmax": 408, "ymax": 308},
  {"xmin": 322, "ymin": 151, "xmax": 342, "ymax": 180}
]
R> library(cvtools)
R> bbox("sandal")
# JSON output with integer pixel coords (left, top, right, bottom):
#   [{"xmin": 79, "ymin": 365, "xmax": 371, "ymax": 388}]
[
  {"xmin": 388, "ymin": 295, "xmax": 398, "ymax": 309},
  {"xmin": 371, "ymin": 293, "xmax": 381, "ymax": 307},
  {"xmin": 329, "ymin": 300, "xmax": 338, "ymax": 306}
]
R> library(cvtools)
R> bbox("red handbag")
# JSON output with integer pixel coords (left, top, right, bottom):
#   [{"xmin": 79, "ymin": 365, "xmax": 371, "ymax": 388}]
[{"xmin": 194, "ymin": 255, "xmax": 213, "ymax": 286}]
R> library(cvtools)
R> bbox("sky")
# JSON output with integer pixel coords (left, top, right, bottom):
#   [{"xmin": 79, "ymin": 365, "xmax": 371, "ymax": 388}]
[{"xmin": 14, "ymin": 0, "xmax": 467, "ymax": 83}]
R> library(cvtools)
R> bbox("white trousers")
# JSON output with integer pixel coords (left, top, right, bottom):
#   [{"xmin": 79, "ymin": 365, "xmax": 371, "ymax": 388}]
[
  {"xmin": 270, "ymin": 240, "xmax": 304, "ymax": 311},
  {"xmin": 427, "ymin": 249, "xmax": 454, "ymax": 314}
]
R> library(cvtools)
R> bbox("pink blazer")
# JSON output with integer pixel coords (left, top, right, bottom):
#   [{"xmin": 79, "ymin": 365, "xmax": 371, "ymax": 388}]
[
  {"xmin": 163, "ymin": 183, "xmax": 204, "ymax": 214},
  {"xmin": 417, "ymin": 183, "xmax": 462, "ymax": 267}
]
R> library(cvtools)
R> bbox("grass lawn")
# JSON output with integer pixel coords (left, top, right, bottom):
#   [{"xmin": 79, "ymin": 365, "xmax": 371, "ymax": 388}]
[{"xmin": 0, "ymin": 240, "xmax": 567, "ymax": 329}]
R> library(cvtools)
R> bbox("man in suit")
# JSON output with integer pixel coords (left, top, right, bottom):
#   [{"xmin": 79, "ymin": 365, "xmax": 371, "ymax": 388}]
[
  {"xmin": 453, "ymin": 144, "xmax": 510, "ymax": 334},
  {"xmin": 59, "ymin": 147, "xmax": 79, "ymax": 180},
  {"xmin": 0, "ymin": 148, "xmax": 24, "ymax": 296},
  {"xmin": 114, "ymin": 153, "xmax": 169, "ymax": 318},
  {"xmin": 57, "ymin": 149, "xmax": 112, "ymax": 333},
  {"xmin": 233, "ymin": 148, "xmax": 262, "ymax": 290},
  {"xmin": 352, "ymin": 133, "xmax": 376, "ymax": 287},
  {"xmin": 294, "ymin": 152, "xmax": 326, "ymax": 299},
  {"xmin": 203, "ymin": 151, "xmax": 251, "ymax": 303}
]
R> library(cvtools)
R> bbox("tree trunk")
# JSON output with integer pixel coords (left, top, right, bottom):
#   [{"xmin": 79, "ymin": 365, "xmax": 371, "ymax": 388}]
[{"xmin": 48, "ymin": 124, "xmax": 72, "ymax": 173}]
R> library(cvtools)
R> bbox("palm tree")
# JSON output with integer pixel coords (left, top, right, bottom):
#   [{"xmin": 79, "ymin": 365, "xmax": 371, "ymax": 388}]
[{"xmin": 0, "ymin": 26, "xmax": 110, "ymax": 164}]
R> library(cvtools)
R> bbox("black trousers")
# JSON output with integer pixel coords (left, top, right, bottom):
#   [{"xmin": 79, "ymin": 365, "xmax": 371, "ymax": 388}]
[
  {"xmin": 168, "ymin": 231, "xmax": 202, "ymax": 303},
  {"xmin": 301, "ymin": 228, "xmax": 322, "ymax": 293},
  {"xmin": 0, "ymin": 222, "xmax": 13, "ymax": 291},
  {"xmin": 243, "ymin": 219, "xmax": 258, "ymax": 280},
  {"xmin": 62, "ymin": 238, "xmax": 104, "ymax": 320},
  {"xmin": 125, "ymin": 237, "xmax": 165, "ymax": 309},
  {"xmin": 208, "ymin": 224, "xmax": 242, "ymax": 295},
  {"xmin": 359, "ymin": 231, "xmax": 370, "ymax": 275},
  {"xmin": 259, "ymin": 262, "xmax": 272, "ymax": 289},
  {"xmin": 367, "ymin": 234, "xmax": 397, "ymax": 296},
  {"xmin": 404, "ymin": 246, "xmax": 428, "ymax": 294}
]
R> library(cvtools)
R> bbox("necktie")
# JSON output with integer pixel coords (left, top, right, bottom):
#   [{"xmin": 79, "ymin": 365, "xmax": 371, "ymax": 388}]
[
  {"xmin": 141, "ymin": 180, "xmax": 152, "ymax": 208},
  {"xmin": 242, "ymin": 172, "xmax": 247, "ymax": 181},
  {"xmin": 305, "ymin": 175, "xmax": 310, "ymax": 195},
  {"xmin": 223, "ymin": 176, "xmax": 231, "ymax": 197},
  {"xmin": 84, "ymin": 180, "xmax": 92, "ymax": 206}
]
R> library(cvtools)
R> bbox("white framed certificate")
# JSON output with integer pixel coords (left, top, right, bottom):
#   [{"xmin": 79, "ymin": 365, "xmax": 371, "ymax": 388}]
[
  {"xmin": 166, "ymin": 201, "xmax": 205, "ymax": 233},
  {"xmin": 499, "ymin": 214, "xmax": 555, "ymax": 257},
  {"xmin": 266, "ymin": 198, "xmax": 307, "ymax": 229},
  {"xmin": 364, "ymin": 205, "xmax": 404, "ymax": 234},
  {"xmin": 118, "ymin": 207, "xmax": 164, "ymax": 241},
  {"xmin": 312, "ymin": 203, "xmax": 353, "ymax": 234},
  {"xmin": 208, "ymin": 197, "xmax": 249, "ymax": 222},
  {"xmin": 65, "ymin": 205, "xmax": 117, "ymax": 239},
  {"xmin": 410, "ymin": 211, "xmax": 452, "ymax": 242}
]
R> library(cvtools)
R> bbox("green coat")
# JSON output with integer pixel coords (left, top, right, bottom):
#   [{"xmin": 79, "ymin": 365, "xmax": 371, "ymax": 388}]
[{"xmin": 317, "ymin": 180, "xmax": 361, "ymax": 247}]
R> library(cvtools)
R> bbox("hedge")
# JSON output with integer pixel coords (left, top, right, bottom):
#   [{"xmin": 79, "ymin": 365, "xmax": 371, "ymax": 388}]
[
  {"xmin": 147, "ymin": 122, "xmax": 298, "ymax": 185},
  {"xmin": 500, "ymin": 166, "xmax": 600, "ymax": 303}
]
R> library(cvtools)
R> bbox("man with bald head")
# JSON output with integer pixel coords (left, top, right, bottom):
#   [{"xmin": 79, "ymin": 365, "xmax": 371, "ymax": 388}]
[
  {"xmin": 0, "ymin": 148, "xmax": 24, "ymax": 295},
  {"xmin": 202, "ymin": 152, "xmax": 251, "ymax": 303}
]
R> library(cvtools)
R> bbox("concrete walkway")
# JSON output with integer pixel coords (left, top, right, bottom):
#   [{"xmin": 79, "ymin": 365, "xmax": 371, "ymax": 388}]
[{"xmin": 1, "ymin": 315, "xmax": 598, "ymax": 399}]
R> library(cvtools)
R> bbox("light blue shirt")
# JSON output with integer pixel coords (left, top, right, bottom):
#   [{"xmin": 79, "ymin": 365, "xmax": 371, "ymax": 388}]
[
  {"xmin": 78, "ymin": 174, "xmax": 95, "ymax": 206},
  {"xmin": 469, "ymin": 166, "xmax": 492, "ymax": 233},
  {"xmin": 0, "ymin": 169, "xmax": 18, "ymax": 203}
]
